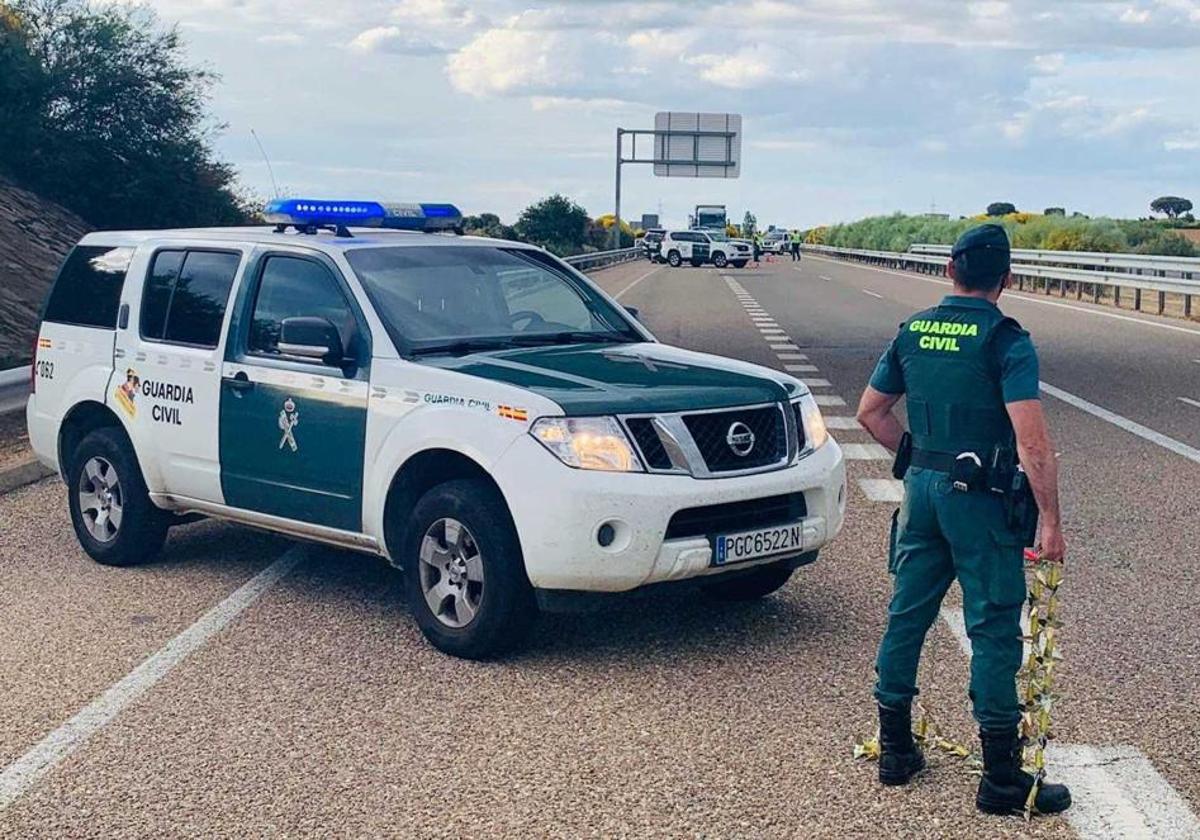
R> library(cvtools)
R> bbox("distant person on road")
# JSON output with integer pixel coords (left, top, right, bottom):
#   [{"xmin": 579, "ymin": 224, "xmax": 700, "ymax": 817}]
[
  {"xmin": 789, "ymin": 230, "xmax": 801, "ymax": 261},
  {"xmin": 855, "ymin": 224, "xmax": 1072, "ymax": 817},
  {"xmin": 753, "ymin": 232, "xmax": 763, "ymax": 265}
]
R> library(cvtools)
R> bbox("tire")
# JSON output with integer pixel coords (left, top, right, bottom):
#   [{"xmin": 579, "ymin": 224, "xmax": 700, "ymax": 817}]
[
  {"xmin": 689, "ymin": 257, "xmax": 705, "ymax": 267},
  {"xmin": 700, "ymin": 558, "xmax": 799, "ymax": 601},
  {"xmin": 713, "ymin": 252, "xmax": 728, "ymax": 268},
  {"xmin": 667, "ymin": 250, "xmax": 682, "ymax": 268},
  {"xmin": 67, "ymin": 427, "xmax": 168, "ymax": 567},
  {"xmin": 403, "ymin": 478, "xmax": 536, "ymax": 659},
  {"xmin": 732, "ymin": 260, "xmax": 748, "ymax": 269}
]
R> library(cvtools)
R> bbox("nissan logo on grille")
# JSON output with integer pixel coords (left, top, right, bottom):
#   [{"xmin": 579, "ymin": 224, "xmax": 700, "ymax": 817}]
[{"xmin": 725, "ymin": 421, "xmax": 756, "ymax": 457}]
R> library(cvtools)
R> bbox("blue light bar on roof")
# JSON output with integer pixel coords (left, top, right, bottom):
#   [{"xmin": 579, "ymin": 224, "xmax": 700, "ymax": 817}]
[
  {"xmin": 263, "ymin": 198, "xmax": 462, "ymax": 232},
  {"xmin": 263, "ymin": 198, "xmax": 386, "ymax": 227}
]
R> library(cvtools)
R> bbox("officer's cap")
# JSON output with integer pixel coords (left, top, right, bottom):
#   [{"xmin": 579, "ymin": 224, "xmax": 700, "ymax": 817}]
[{"xmin": 951, "ymin": 224, "xmax": 1010, "ymax": 283}]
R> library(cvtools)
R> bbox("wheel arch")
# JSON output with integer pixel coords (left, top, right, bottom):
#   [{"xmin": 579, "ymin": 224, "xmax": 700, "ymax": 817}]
[
  {"xmin": 57, "ymin": 400, "xmax": 125, "ymax": 480},
  {"xmin": 381, "ymin": 448, "xmax": 516, "ymax": 571}
]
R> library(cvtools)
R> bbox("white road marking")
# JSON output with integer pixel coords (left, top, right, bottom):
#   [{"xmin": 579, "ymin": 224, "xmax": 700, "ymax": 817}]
[
  {"xmin": 0, "ymin": 547, "xmax": 305, "ymax": 811},
  {"xmin": 776, "ymin": 352, "xmax": 808, "ymax": 361},
  {"xmin": 857, "ymin": 478, "xmax": 904, "ymax": 502},
  {"xmin": 770, "ymin": 343, "xmax": 799, "ymax": 351},
  {"xmin": 841, "ymin": 443, "xmax": 891, "ymax": 460},
  {"xmin": 804, "ymin": 253, "xmax": 1200, "ymax": 338},
  {"xmin": 613, "ymin": 265, "xmax": 664, "ymax": 300},
  {"xmin": 783, "ymin": 364, "xmax": 819, "ymax": 373},
  {"xmin": 801, "ymin": 378, "xmax": 832, "ymax": 388},
  {"xmin": 862, "ymin": 289, "xmax": 884, "ymax": 299},
  {"xmin": 1039, "ymin": 381, "xmax": 1200, "ymax": 465},
  {"xmin": 824, "ymin": 416, "xmax": 862, "ymax": 430},
  {"xmin": 813, "ymin": 394, "xmax": 846, "ymax": 406},
  {"xmin": 1048, "ymin": 745, "xmax": 1200, "ymax": 840},
  {"xmin": 819, "ymin": 275, "xmax": 831, "ymax": 282},
  {"xmin": 1179, "ymin": 397, "xmax": 1200, "ymax": 410}
]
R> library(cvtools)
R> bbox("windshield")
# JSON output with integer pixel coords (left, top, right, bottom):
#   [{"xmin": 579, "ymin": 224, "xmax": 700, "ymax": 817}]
[
  {"xmin": 346, "ymin": 245, "xmax": 640, "ymax": 355},
  {"xmin": 705, "ymin": 232, "xmax": 729, "ymax": 241}
]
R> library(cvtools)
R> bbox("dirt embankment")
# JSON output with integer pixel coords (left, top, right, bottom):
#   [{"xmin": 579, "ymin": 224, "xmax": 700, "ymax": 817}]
[{"xmin": 0, "ymin": 175, "xmax": 91, "ymax": 367}]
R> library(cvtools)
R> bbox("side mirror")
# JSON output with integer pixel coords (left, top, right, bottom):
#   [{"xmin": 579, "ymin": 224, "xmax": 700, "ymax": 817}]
[
  {"xmin": 624, "ymin": 306, "xmax": 640, "ymax": 322},
  {"xmin": 279, "ymin": 316, "xmax": 343, "ymax": 366}
]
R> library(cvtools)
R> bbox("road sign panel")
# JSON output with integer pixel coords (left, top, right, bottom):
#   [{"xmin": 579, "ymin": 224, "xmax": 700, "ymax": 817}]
[{"xmin": 653, "ymin": 112, "xmax": 741, "ymax": 178}]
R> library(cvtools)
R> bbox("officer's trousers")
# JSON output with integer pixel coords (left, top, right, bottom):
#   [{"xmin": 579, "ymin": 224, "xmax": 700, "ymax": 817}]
[{"xmin": 874, "ymin": 467, "xmax": 1027, "ymax": 731}]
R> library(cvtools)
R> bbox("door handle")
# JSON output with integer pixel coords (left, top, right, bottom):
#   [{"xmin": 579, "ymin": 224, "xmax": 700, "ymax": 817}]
[{"xmin": 223, "ymin": 371, "xmax": 254, "ymax": 392}]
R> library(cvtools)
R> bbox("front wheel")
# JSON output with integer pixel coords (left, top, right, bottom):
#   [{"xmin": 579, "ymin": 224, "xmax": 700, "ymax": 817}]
[
  {"xmin": 712, "ymin": 252, "xmax": 728, "ymax": 268},
  {"xmin": 732, "ymin": 260, "xmax": 748, "ymax": 269},
  {"xmin": 700, "ymin": 558, "xmax": 801, "ymax": 601},
  {"xmin": 667, "ymin": 250, "xmax": 682, "ymax": 268},
  {"xmin": 67, "ymin": 427, "xmax": 168, "ymax": 567},
  {"xmin": 403, "ymin": 479, "xmax": 536, "ymax": 659}
]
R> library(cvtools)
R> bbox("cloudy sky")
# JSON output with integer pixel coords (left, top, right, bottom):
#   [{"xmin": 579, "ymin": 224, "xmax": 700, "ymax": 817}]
[{"xmin": 147, "ymin": 0, "xmax": 1200, "ymax": 229}]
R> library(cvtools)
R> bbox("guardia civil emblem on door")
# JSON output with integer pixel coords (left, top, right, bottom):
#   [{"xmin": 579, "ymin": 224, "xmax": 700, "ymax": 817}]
[{"xmin": 278, "ymin": 397, "xmax": 300, "ymax": 452}]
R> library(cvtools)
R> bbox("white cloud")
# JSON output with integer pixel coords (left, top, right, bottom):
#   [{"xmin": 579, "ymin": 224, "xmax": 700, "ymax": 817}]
[
  {"xmin": 256, "ymin": 32, "xmax": 304, "ymax": 45},
  {"xmin": 1032, "ymin": 52, "xmax": 1065, "ymax": 74},
  {"xmin": 1120, "ymin": 7, "xmax": 1153, "ymax": 23},
  {"xmin": 347, "ymin": 26, "xmax": 445, "ymax": 55},
  {"xmin": 447, "ymin": 28, "xmax": 575, "ymax": 96}
]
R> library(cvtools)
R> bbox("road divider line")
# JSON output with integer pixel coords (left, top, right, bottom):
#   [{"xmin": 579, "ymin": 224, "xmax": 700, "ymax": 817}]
[
  {"xmin": 0, "ymin": 546, "xmax": 306, "ymax": 811},
  {"xmin": 1039, "ymin": 381, "xmax": 1200, "ymax": 465},
  {"xmin": 801, "ymin": 378, "xmax": 832, "ymax": 388},
  {"xmin": 813, "ymin": 394, "xmax": 845, "ymax": 406},
  {"xmin": 783, "ymin": 364, "xmax": 818, "ymax": 373},
  {"xmin": 613, "ymin": 265, "xmax": 664, "ymax": 300},
  {"xmin": 862, "ymin": 289, "xmax": 884, "ymax": 299},
  {"xmin": 777, "ymin": 352, "xmax": 808, "ymax": 361},
  {"xmin": 770, "ymin": 343, "xmax": 799, "ymax": 351},
  {"xmin": 841, "ymin": 443, "xmax": 891, "ymax": 461},
  {"xmin": 857, "ymin": 478, "xmax": 904, "ymax": 502},
  {"xmin": 804, "ymin": 254, "xmax": 1200, "ymax": 338},
  {"xmin": 824, "ymin": 416, "xmax": 862, "ymax": 430},
  {"xmin": 1179, "ymin": 397, "xmax": 1200, "ymax": 410}
]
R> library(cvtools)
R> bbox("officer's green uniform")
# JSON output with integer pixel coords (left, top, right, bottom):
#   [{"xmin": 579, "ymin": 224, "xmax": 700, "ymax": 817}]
[{"xmin": 870, "ymin": 280, "xmax": 1040, "ymax": 730}]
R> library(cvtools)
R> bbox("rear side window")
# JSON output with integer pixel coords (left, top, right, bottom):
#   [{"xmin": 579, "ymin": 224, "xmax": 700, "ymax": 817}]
[
  {"xmin": 140, "ymin": 249, "xmax": 240, "ymax": 348},
  {"xmin": 43, "ymin": 245, "xmax": 133, "ymax": 328}
]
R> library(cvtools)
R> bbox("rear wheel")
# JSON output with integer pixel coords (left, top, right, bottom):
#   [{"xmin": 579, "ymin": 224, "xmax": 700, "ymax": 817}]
[
  {"xmin": 667, "ymin": 250, "xmax": 682, "ymax": 268},
  {"xmin": 700, "ymin": 558, "xmax": 800, "ymax": 601},
  {"xmin": 67, "ymin": 427, "xmax": 168, "ymax": 567},
  {"xmin": 403, "ymin": 479, "xmax": 536, "ymax": 659},
  {"xmin": 713, "ymin": 252, "xmax": 728, "ymax": 268},
  {"xmin": 732, "ymin": 260, "xmax": 748, "ymax": 269}
]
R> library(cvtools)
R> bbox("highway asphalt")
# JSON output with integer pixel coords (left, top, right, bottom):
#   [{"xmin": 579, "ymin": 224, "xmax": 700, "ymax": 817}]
[{"xmin": 0, "ymin": 256, "xmax": 1196, "ymax": 838}]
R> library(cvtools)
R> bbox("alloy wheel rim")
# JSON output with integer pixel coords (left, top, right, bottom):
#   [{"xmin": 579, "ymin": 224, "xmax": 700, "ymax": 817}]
[
  {"xmin": 418, "ymin": 517, "xmax": 484, "ymax": 629},
  {"xmin": 77, "ymin": 456, "xmax": 123, "ymax": 543}
]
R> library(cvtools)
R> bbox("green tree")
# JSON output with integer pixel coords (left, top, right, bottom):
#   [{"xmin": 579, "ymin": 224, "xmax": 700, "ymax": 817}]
[
  {"xmin": 462, "ymin": 212, "xmax": 517, "ymax": 241},
  {"xmin": 513, "ymin": 195, "xmax": 589, "ymax": 255},
  {"xmin": 1150, "ymin": 196, "xmax": 1193, "ymax": 219},
  {"xmin": 742, "ymin": 211, "xmax": 757, "ymax": 237},
  {"xmin": 0, "ymin": 0, "xmax": 244, "ymax": 229},
  {"xmin": 986, "ymin": 202, "xmax": 1017, "ymax": 216},
  {"xmin": 1043, "ymin": 207, "xmax": 1065, "ymax": 216}
]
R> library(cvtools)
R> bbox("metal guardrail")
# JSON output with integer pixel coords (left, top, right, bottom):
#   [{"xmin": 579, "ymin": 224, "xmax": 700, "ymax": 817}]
[
  {"xmin": 564, "ymin": 247, "xmax": 642, "ymax": 271},
  {"xmin": 0, "ymin": 365, "xmax": 31, "ymax": 415},
  {"xmin": 909, "ymin": 243, "xmax": 1200, "ymax": 276},
  {"xmin": 802, "ymin": 244, "xmax": 1199, "ymax": 317}
]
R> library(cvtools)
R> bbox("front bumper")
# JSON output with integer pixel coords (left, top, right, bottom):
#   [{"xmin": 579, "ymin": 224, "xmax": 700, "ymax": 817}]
[{"xmin": 493, "ymin": 435, "xmax": 846, "ymax": 592}]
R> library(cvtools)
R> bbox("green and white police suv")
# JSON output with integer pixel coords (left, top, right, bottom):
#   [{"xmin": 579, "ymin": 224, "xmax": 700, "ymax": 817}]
[{"xmin": 27, "ymin": 198, "xmax": 846, "ymax": 658}]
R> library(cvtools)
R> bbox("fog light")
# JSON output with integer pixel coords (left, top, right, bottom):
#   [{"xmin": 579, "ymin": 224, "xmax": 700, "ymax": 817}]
[{"xmin": 597, "ymin": 522, "xmax": 616, "ymax": 547}]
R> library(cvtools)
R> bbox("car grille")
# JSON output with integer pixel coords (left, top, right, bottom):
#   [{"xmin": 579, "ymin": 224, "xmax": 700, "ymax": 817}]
[
  {"xmin": 682, "ymin": 404, "xmax": 787, "ymax": 472},
  {"xmin": 625, "ymin": 418, "xmax": 672, "ymax": 470},
  {"xmin": 665, "ymin": 492, "xmax": 807, "ymax": 540}
]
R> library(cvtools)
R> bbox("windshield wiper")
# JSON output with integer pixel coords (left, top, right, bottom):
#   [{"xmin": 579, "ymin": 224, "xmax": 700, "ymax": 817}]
[
  {"xmin": 408, "ymin": 338, "xmax": 519, "ymax": 357},
  {"xmin": 508, "ymin": 331, "xmax": 633, "ymax": 347}
]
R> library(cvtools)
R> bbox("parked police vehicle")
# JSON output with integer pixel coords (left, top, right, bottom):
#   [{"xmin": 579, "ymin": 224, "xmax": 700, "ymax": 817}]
[
  {"xmin": 27, "ymin": 199, "xmax": 846, "ymax": 659},
  {"xmin": 638, "ymin": 228, "xmax": 665, "ymax": 261},
  {"xmin": 658, "ymin": 230, "xmax": 749, "ymax": 269}
]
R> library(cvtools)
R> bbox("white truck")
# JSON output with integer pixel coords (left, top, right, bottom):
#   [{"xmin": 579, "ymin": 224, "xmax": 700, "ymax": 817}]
[{"xmin": 26, "ymin": 198, "xmax": 846, "ymax": 660}]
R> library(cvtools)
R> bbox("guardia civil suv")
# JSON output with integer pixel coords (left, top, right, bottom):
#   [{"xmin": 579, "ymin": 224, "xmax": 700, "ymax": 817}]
[{"xmin": 27, "ymin": 198, "xmax": 846, "ymax": 659}]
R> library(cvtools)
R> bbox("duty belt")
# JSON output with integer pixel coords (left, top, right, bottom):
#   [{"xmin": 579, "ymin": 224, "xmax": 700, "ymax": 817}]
[{"xmin": 909, "ymin": 447, "xmax": 958, "ymax": 473}]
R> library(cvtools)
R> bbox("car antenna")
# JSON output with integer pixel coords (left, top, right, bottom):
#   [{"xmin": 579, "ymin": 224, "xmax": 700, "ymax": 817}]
[{"xmin": 250, "ymin": 128, "xmax": 281, "ymax": 199}]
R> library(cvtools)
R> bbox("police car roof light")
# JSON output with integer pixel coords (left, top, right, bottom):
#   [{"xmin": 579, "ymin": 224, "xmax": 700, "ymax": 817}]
[
  {"xmin": 378, "ymin": 202, "xmax": 463, "ymax": 232},
  {"xmin": 264, "ymin": 198, "xmax": 462, "ymax": 235}
]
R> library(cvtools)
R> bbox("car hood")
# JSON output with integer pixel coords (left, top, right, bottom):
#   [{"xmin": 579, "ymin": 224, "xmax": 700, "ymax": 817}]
[{"xmin": 418, "ymin": 342, "xmax": 796, "ymax": 415}]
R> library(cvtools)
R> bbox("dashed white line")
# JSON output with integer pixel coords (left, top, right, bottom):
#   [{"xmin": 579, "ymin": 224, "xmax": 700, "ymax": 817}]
[
  {"xmin": 841, "ymin": 443, "xmax": 891, "ymax": 461},
  {"xmin": 818, "ymin": 274, "xmax": 832, "ymax": 282},
  {"xmin": 1039, "ymin": 381, "xmax": 1200, "ymax": 465},
  {"xmin": 783, "ymin": 364, "xmax": 819, "ymax": 373},
  {"xmin": 862, "ymin": 289, "xmax": 884, "ymax": 299},
  {"xmin": 800, "ymin": 378, "xmax": 832, "ymax": 388},
  {"xmin": 770, "ymin": 343, "xmax": 799, "ymax": 351},
  {"xmin": 776, "ymin": 352, "xmax": 808, "ymax": 361},
  {"xmin": 0, "ymin": 547, "xmax": 306, "ymax": 811},
  {"xmin": 824, "ymin": 416, "xmax": 862, "ymax": 430},
  {"xmin": 613, "ymin": 265, "xmax": 665, "ymax": 300},
  {"xmin": 813, "ymin": 394, "xmax": 846, "ymax": 406},
  {"xmin": 857, "ymin": 478, "xmax": 904, "ymax": 502},
  {"xmin": 1179, "ymin": 397, "xmax": 1200, "ymax": 410}
]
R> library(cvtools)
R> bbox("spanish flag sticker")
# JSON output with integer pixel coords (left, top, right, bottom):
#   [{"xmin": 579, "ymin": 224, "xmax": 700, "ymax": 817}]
[
  {"xmin": 497, "ymin": 405, "xmax": 528, "ymax": 422},
  {"xmin": 38, "ymin": 337, "xmax": 52, "ymax": 349}
]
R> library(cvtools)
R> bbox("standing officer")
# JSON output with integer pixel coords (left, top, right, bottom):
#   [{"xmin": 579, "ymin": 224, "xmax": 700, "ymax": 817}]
[
  {"xmin": 855, "ymin": 224, "xmax": 1071, "ymax": 816},
  {"xmin": 789, "ymin": 229, "xmax": 802, "ymax": 261}
]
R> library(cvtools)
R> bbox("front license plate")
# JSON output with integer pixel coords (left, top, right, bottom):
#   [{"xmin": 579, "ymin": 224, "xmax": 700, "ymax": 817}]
[{"xmin": 713, "ymin": 522, "xmax": 804, "ymax": 566}]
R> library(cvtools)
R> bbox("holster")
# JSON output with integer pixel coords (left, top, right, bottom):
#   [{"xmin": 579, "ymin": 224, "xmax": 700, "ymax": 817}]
[{"xmin": 892, "ymin": 432, "xmax": 912, "ymax": 480}]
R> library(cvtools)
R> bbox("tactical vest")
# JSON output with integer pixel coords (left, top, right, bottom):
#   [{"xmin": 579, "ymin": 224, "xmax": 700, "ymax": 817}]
[{"xmin": 893, "ymin": 300, "xmax": 1021, "ymax": 455}]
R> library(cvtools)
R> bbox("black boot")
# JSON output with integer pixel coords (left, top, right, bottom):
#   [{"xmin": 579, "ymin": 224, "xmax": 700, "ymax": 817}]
[
  {"xmin": 878, "ymin": 703, "xmax": 926, "ymax": 786},
  {"xmin": 976, "ymin": 729, "xmax": 1071, "ymax": 815}
]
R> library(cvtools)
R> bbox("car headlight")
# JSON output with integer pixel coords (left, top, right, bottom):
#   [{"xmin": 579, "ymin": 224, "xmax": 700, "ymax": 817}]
[
  {"xmin": 793, "ymin": 395, "xmax": 829, "ymax": 453},
  {"xmin": 530, "ymin": 416, "xmax": 644, "ymax": 472}
]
